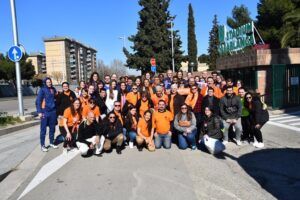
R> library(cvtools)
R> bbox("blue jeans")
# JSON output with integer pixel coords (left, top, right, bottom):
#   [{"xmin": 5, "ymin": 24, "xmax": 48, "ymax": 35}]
[
  {"xmin": 123, "ymin": 128, "xmax": 127, "ymax": 141},
  {"xmin": 128, "ymin": 131, "xmax": 137, "ymax": 142},
  {"xmin": 154, "ymin": 134, "xmax": 171, "ymax": 149},
  {"xmin": 177, "ymin": 129, "xmax": 197, "ymax": 149},
  {"xmin": 40, "ymin": 111, "xmax": 56, "ymax": 147}
]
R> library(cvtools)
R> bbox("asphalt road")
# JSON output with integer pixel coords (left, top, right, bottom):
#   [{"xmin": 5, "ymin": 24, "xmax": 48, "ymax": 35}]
[
  {"xmin": 0, "ymin": 96, "xmax": 37, "ymax": 115},
  {"xmin": 2, "ymin": 120, "xmax": 299, "ymax": 200}
]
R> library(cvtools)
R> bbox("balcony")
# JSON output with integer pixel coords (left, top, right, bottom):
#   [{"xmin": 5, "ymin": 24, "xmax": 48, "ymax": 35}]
[{"xmin": 70, "ymin": 48, "xmax": 75, "ymax": 53}]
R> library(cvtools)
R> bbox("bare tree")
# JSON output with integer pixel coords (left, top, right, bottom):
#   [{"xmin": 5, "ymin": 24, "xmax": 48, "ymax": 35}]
[
  {"xmin": 51, "ymin": 71, "xmax": 63, "ymax": 85},
  {"xmin": 96, "ymin": 59, "xmax": 127, "ymax": 80}
]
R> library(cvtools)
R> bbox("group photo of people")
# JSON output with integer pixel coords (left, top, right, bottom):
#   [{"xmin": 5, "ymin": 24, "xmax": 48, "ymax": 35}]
[{"xmin": 35, "ymin": 69, "xmax": 269, "ymax": 157}]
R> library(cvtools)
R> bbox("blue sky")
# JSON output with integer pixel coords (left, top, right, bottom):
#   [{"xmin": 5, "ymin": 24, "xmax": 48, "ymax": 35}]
[{"xmin": 0, "ymin": 0, "xmax": 258, "ymax": 65}]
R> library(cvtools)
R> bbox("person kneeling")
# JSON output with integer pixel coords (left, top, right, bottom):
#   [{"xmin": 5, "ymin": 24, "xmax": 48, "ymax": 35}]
[
  {"xmin": 76, "ymin": 112, "xmax": 104, "ymax": 157},
  {"xmin": 174, "ymin": 104, "xmax": 197, "ymax": 150},
  {"xmin": 200, "ymin": 107, "xmax": 225, "ymax": 154},
  {"xmin": 136, "ymin": 110, "xmax": 155, "ymax": 152},
  {"xmin": 102, "ymin": 112, "xmax": 124, "ymax": 154}
]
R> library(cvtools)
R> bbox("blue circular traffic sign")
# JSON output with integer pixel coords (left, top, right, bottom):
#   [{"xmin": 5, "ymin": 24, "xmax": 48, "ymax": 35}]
[{"xmin": 8, "ymin": 45, "xmax": 23, "ymax": 62}]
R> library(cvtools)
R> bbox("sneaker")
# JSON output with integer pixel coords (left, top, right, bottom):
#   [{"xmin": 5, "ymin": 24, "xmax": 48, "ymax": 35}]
[
  {"xmin": 191, "ymin": 146, "xmax": 196, "ymax": 150},
  {"xmin": 49, "ymin": 144, "xmax": 59, "ymax": 149},
  {"xmin": 138, "ymin": 146, "xmax": 143, "ymax": 152},
  {"xmin": 255, "ymin": 142, "xmax": 264, "ymax": 148},
  {"xmin": 94, "ymin": 149, "xmax": 101, "ymax": 155},
  {"xmin": 236, "ymin": 140, "xmax": 242, "ymax": 146},
  {"xmin": 222, "ymin": 141, "xmax": 228, "ymax": 145},
  {"xmin": 41, "ymin": 146, "xmax": 48, "ymax": 152},
  {"xmin": 116, "ymin": 146, "xmax": 122, "ymax": 154},
  {"xmin": 129, "ymin": 142, "xmax": 134, "ymax": 149},
  {"xmin": 63, "ymin": 148, "xmax": 68, "ymax": 155},
  {"xmin": 252, "ymin": 141, "xmax": 258, "ymax": 147}
]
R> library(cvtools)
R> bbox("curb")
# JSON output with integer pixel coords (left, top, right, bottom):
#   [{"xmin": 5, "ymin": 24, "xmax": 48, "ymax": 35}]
[
  {"xmin": 268, "ymin": 106, "xmax": 300, "ymax": 115},
  {"xmin": 0, "ymin": 120, "xmax": 40, "ymax": 137}
]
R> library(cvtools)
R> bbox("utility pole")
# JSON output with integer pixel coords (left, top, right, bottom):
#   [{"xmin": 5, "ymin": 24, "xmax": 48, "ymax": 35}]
[
  {"xmin": 10, "ymin": 0, "xmax": 24, "ymax": 116},
  {"xmin": 170, "ymin": 22, "xmax": 175, "ymax": 73}
]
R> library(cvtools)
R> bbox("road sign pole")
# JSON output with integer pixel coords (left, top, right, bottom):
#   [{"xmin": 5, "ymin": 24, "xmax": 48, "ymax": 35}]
[{"xmin": 10, "ymin": 0, "xmax": 24, "ymax": 116}]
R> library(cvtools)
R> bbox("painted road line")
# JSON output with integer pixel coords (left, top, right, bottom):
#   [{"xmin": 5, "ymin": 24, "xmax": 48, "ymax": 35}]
[
  {"xmin": 289, "ymin": 122, "xmax": 300, "ymax": 126},
  {"xmin": 270, "ymin": 116, "xmax": 297, "ymax": 121},
  {"xmin": 18, "ymin": 149, "xmax": 79, "ymax": 200},
  {"xmin": 267, "ymin": 121, "xmax": 300, "ymax": 132},
  {"xmin": 270, "ymin": 111, "xmax": 300, "ymax": 118},
  {"xmin": 279, "ymin": 118, "xmax": 300, "ymax": 123}
]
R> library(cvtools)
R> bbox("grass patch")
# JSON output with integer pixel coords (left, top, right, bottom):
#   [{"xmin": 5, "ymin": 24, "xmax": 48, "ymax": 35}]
[{"xmin": 0, "ymin": 112, "xmax": 22, "ymax": 127}]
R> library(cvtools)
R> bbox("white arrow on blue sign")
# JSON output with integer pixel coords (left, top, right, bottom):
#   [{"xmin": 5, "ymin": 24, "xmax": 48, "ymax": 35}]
[{"xmin": 8, "ymin": 45, "xmax": 23, "ymax": 62}]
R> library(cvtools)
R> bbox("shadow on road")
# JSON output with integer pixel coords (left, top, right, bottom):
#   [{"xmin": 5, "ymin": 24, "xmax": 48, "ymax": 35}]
[{"xmin": 217, "ymin": 148, "xmax": 300, "ymax": 200}]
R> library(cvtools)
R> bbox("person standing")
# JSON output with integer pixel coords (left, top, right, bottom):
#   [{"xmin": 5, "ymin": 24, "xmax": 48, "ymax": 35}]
[
  {"xmin": 152, "ymin": 100, "xmax": 173, "ymax": 149},
  {"xmin": 36, "ymin": 77, "xmax": 58, "ymax": 152},
  {"xmin": 174, "ymin": 104, "xmax": 197, "ymax": 150},
  {"xmin": 201, "ymin": 87, "xmax": 220, "ymax": 116},
  {"xmin": 244, "ymin": 92, "xmax": 269, "ymax": 148},
  {"xmin": 219, "ymin": 86, "xmax": 243, "ymax": 145},
  {"xmin": 238, "ymin": 87, "xmax": 252, "ymax": 143}
]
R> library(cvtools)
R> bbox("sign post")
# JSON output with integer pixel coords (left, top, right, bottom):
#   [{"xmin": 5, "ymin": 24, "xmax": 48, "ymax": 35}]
[{"xmin": 9, "ymin": 0, "xmax": 24, "ymax": 116}]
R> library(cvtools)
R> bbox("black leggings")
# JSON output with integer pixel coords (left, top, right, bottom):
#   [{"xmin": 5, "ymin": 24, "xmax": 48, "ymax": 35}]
[{"xmin": 251, "ymin": 123, "xmax": 265, "ymax": 143}]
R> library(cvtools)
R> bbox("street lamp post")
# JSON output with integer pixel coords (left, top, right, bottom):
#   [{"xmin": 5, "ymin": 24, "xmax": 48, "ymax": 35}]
[
  {"xmin": 10, "ymin": 0, "xmax": 24, "ymax": 116},
  {"xmin": 118, "ymin": 35, "xmax": 125, "ymax": 49}
]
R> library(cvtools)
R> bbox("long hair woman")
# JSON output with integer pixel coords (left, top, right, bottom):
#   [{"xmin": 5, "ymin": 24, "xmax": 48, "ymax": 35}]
[
  {"xmin": 124, "ymin": 104, "xmax": 139, "ymax": 149},
  {"xmin": 62, "ymin": 99, "xmax": 82, "ymax": 152},
  {"xmin": 174, "ymin": 104, "xmax": 197, "ymax": 150},
  {"xmin": 105, "ymin": 80, "xmax": 118, "ymax": 112},
  {"xmin": 136, "ymin": 110, "xmax": 155, "ymax": 152}
]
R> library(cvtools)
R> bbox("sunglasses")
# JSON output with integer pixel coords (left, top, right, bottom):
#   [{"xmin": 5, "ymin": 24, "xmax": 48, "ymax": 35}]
[
  {"xmin": 109, "ymin": 116, "xmax": 116, "ymax": 119},
  {"xmin": 132, "ymin": 88, "xmax": 138, "ymax": 90},
  {"xmin": 114, "ymin": 105, "xmax": 121, "ymax": 107},
  {"xmin": 246, "ymin": 96, "xmax": 252, "ymax": 99},
  {"xmin": 181, "ymin": 107, "xmax": 187, "ymax": 110},
  {"xmin": 192, "ymin": 88, "xmax": 197, "ymax": 90}
]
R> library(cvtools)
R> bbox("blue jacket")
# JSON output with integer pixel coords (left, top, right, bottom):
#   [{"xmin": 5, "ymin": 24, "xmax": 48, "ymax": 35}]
[{"xmin": 36, "ymin": 78, "xmax": 57, "ymax": 113}]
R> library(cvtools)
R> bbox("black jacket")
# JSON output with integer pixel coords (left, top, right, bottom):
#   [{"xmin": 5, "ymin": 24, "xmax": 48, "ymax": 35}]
[
  {"xmin": 101, "ymin": 118, "xmax": 123, "ymax": 139},
  {"xmin": 124, "ymin": 115, "xmax": 139, "ymax": 132},
  {"xmin": 202, "ymin": 95, "xmax": 220, "ymax": 116},
  {"xmin": 220, "ymin": 94, "xmax": 242, "ymax": 120},
  {"xmin": 247, "ymin": 98, "xmax": 269, "ymax": 125},
  {"xmin": 201, "ymin": 115, "xmax": 223, "ymax": 140},
  {"xmin": 96, "ymin": 96, "xmax": 107, "ymax": 115},
  {"xmin": 77, "ymin": 120, "xmax": 101, "ymax": 146},
  {"xmin": 56, "ymin": 90, "xmax": 76, "ymax": 116},
  {"xmin": 167, "ymin": 93, "xmax": 185, "ymax": 116}
]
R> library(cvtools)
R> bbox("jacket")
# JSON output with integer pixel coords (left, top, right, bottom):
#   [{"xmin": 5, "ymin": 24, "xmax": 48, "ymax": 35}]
[
  {"xmin": 101, "ymin": 118, "xmax": 123, "ymax": 139},
  {"xmin": 201, "ymin": 114, "xmax": 223, "ymax": 140},
  {"xmin": 247, "ymin": 98, "xmax": 269, "ymax": 125},
  {"xmin": 220, "ymin": 94, "xmax": 242, "ymax": 120},
  {"xmin": 36, "ymin": 78, "xmax": 57, "ymax": 113},
  {"xmin": 201, "ymin": 95, "xmax": 220, "ymax": 116},
  {"xmin": 56, "ymin": 90, "xmax": 76, "ymax": 116},
  {"xmin": 167, "ymin": 93, "xmax": 185, "ymax": 116}
]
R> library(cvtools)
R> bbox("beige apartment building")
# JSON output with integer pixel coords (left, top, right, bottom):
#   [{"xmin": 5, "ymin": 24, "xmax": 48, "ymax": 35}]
[
  {"xmin": 26, "ymin": 52, "xmax": 47, "ymax": 75},
  {"xmin": 44, "ymin": 36, "xmax": 97, "ymax": 84}
]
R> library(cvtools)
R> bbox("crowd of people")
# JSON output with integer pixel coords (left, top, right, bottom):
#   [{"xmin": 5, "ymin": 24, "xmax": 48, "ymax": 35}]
[{"xmin": 35, "ymin": 69, "xmax": 269, "ymax": 156}]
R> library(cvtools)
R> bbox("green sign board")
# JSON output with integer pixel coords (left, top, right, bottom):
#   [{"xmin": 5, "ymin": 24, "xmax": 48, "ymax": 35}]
[{"xmin": 218, "ymin": 21, "xmax": 256, "ymax": 55}]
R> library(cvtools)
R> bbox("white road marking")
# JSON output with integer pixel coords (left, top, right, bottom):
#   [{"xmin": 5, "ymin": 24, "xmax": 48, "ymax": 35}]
[
  {"xmin": 267, "ymin": 121, "xmax": 300, "ymax": 132},
  {"xmin": 270, "ymin": 116, "xmax": 297, "ymax": 121},
  {"xmin": 289, "ymin": 122, "xmax": 300, "ymax": 126},
  {"xmin": 279, "ymin": 118, "xmax": 300, "ymax": 123},
  {"xmin": 18, "ymin": 150, "xmax": 79, "ymax": 200}
]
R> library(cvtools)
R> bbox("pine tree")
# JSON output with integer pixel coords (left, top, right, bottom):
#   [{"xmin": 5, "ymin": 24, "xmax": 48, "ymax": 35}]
[
  {"xmin": 207, "ymin": 15, "xmax": 219, "ymax": 71},
  {"xmin": 123, "ymin": 0, "xmax": 184, "ymax": 74},
  {"xmin": 227, "ymin": 4, "xmax": 252, "ymax": 29},
  {"xmin": 187, "ymin": 3, "xmax": 198, "ymax": 72}
]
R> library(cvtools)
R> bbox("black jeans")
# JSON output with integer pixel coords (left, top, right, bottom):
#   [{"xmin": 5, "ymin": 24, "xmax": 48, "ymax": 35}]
[
  {"xmin": 241, "ymin": 116, "xmax": 253, "ymax": 141},
  {"xmin": 60, "ymin": 126, "xmax": 77, "ymax": 148},
  {"xmin": 251, "ymin": 122, "xmax": 265, "ymax": 143}
]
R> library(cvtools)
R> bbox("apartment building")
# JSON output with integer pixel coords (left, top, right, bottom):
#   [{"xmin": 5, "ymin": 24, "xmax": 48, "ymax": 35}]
[
  {"xmin": 44, "ymin": 36, "xmax": 97, "ymax": 84},
  {"xmin": 26, "ymin": 52, "xmax": 47, "ymax": 74}
]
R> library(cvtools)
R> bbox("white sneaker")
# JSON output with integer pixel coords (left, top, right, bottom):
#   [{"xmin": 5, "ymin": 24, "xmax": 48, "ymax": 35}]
[
  {"xmin": 255, "ymin": 142, "xmax": 264, "ymax": 148},
  {"xmin": 222, "ymin": 141, "xmax": 228, "ymax": 145},
  {"xmin": 63, "ymin": 148, "xmax": 68, "ymax": 155},
  {"xmin": 236, "ymin": 140, "xmax": 242, "ymax": 146},
  {"xmin": 49, "ymin": 144, "xmax": 58, "ymax": 149},
  {"xmin": 129, "ymin": 142, "xmax": 134, "ymax": 149},
  {"xmin": 41, "ymin": 146, "xmax": 48, "ymax": 152},
  {"xmin": 253, "ymin": 141, "xmax": 258, "ymax": 147}
]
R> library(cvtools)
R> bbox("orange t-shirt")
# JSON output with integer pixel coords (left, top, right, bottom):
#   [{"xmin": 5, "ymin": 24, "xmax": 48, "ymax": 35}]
[
  {"xmin": 139, "ymin": 100, "xmax": 150, "ymax": 117},
  {"xmin": 126, "ymin": 92, "xmax": 140, "ymax": 106},
  {"xmin": 185, "ymin": 92, "xmax": 198, "ymax": 109},
  {"xmin": 82, "ymin": 105, "xmax": 101, "ymax": 118},
  {"xmin": 201, "ymin": 86, "xmax": 223, "ymax": 99},
  {"xmin": 80, "ymin": 96, "xmax": 90, "ymax": 110},
  {"xmin": 169, "ymin": 94, "xmax": 175, "ymax": 116},
  {"xmin": 137, "ymin": 117, "xmax": 151, "ymax": 137},
  {"xmin": 63, "ymin": 107, "xmax": 81, "ymax": 127},
  {"xmin": 152, "ymin": 110, "xmax": 173, "ymax": 134},
  {"xmin": 151, "ymin": 94, "xmax": 169, "ymax": 110}
]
